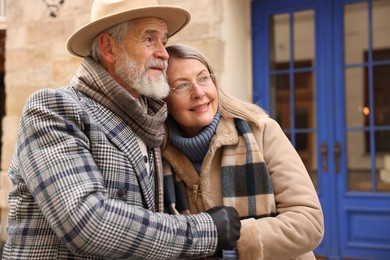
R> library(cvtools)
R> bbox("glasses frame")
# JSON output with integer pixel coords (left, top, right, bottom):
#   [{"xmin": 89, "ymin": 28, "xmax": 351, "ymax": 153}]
[{"xmin": 170, "ymin": 72, "xmax": 215, "ymax": 95}]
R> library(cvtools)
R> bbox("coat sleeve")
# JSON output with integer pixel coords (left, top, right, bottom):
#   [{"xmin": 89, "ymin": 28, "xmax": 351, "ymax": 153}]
[
  {"xmin": 12, "ymin": 88, "xmax": 218, "ymax": 259},
  {"xmin": 236, "ymin": 118, "xmax": 324, "ymax": 260}
]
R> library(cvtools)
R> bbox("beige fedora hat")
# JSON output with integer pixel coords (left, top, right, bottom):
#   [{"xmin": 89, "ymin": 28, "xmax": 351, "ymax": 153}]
[{"xmin": 67, "ymin": 0, "xmax": 191, "ymax": 57}]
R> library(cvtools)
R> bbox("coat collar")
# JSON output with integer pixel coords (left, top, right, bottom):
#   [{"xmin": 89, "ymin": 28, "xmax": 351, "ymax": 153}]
[
  {"xmin": 162, "ymin": 116, "xmax": 239, "ymax": 192},
  {"xmin": 210, "ymin": 116, "xmax": 239, "ymax": 151}
]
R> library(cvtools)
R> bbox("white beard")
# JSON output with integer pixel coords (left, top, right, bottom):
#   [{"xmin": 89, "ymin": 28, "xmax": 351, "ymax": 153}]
[{"xmin": 115, "ymin": 47, "xmax": 170, "ymax": 99}]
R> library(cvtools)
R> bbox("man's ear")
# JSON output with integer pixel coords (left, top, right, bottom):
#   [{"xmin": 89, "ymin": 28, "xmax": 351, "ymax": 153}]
[{"xmin": 98, "ymin": 33, "xmax": 118, "ymax": 64}]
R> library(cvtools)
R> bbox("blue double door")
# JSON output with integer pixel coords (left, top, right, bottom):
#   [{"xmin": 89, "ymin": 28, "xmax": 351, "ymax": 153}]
[{"xmin": 251, "ymin": 0, "xmax": 390, "ymax": 259}]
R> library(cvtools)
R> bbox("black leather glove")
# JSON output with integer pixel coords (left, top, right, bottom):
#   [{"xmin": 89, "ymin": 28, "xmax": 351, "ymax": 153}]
[{"xmin": 206, "ymin": 206, "xmax": 241, "ymax": 253}]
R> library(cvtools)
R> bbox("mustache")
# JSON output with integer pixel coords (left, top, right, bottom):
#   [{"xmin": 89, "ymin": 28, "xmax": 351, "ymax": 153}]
[{"xmin": 145, "ymin": 59, "xmax": 168, "ymax": 72}]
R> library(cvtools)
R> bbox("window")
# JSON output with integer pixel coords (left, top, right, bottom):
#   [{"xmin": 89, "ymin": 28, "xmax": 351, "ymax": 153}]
[{"xmin": 364, "ymin": 48, "xmax": 390, "ymax": 153}]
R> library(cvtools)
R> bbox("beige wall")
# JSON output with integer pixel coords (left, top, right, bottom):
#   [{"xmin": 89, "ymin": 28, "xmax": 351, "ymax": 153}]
[
  {"xmin": 160, "ymin": 0, "xmax": 253, "ymax": 101},
  {"xmin": 0, "ymin": 0, "xmax": 252, "ymax": 242}
]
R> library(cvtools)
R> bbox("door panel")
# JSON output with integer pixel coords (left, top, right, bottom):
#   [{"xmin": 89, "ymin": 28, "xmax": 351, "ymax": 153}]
[
  {"xmin": 252, "ymin": 0, "xmax": 390, "ymax": 258},
  {"xmin": 268, "ymin": 10, "xmax": 318, "ymax": 188},
  {"xmin": 252, "ymin": 1, "xmax": 335, "ymax": 257},
  {"xmin": 336, "ymin": 0, "xmax": 390, "ymax": 258}
]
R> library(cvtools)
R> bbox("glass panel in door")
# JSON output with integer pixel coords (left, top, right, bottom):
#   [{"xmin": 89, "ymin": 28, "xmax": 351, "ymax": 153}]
[
  {"xmin": 344, "ymin": 0, "xmax": 390, "ymax": 193},
  {"xmin": 338, "ymin": 0, "xmax": 390, "ymax": 258},
  {"xmin": 269, "ymin": 10, "xmax": 318, "ymax": 188}
]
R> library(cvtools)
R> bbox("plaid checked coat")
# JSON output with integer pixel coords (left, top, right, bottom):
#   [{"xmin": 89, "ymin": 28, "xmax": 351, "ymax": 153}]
[
  {"xmin": 162, "ymin": 117, "xmax": 324, "ymax": 260},
  {"xmin": 4, "ymin": 85, "xmax": 218, "ymax": 259}
]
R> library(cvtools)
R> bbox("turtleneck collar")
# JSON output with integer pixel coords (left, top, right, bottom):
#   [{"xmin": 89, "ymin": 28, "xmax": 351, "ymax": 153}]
[{"xmin": 168, "ymin": 113, "xmax": 221, "ymax": 173}]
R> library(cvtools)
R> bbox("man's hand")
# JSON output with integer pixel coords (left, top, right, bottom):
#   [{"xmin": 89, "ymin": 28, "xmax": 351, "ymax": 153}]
[{"xmin": 206, "ymin": 206, "xmax": 241, "ymax": 252}]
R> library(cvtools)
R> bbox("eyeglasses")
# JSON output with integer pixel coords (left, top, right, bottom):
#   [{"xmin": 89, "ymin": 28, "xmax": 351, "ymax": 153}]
[{"xmin": 170, "ymin": 72, "xmax": 215, "ymax": 95}]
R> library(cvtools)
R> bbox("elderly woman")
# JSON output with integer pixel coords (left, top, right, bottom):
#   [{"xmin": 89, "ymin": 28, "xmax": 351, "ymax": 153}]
[{"xmin": 162, "ymin": 44, "xmax": 324, "ymax": 260}]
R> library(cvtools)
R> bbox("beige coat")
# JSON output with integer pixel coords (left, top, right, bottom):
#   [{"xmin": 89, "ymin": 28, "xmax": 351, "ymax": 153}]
[{"xmin": 163, "ymin": 117, "xmax": 324, "ymax": 260}]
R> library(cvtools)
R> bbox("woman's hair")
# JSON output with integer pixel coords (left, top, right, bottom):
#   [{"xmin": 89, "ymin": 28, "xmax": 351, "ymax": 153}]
[{"xmin": 165, "ymin": 44, "xmax": 268, "ymax": 128}]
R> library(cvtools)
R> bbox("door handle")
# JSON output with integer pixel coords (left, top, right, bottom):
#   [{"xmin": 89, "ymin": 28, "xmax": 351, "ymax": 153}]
[
  {"xmin": 321, "ymin": 142, "xmax": 328, "ymax": 173},
  {"xmin": 334, "ymin": 141, "xmax": 341, "ymax": 173}
]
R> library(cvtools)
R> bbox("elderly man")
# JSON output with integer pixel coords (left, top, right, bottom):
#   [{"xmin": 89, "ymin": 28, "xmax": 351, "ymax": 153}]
[{"xmin": 3, "ymin": 0, "xmax": 240, "ymax": 259}]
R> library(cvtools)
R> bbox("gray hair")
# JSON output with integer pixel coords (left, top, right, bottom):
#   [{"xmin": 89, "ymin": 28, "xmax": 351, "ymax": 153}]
[{"xmin": 90, "ymin": 20, "xmax": 131, "ymax": 62}]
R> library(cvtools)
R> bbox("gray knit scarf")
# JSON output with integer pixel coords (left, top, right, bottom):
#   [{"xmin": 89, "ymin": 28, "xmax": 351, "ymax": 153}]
[
  {"xmin": 168, "ymin": 113, "xmax": 220, "ymax": 173},
  {"xmin": 71, "ymin": 57, "xmax": 167, "ymax": 211},
  {"xmin": 71, "ymin": 57, "xmax": 167, "ymax": 149}
]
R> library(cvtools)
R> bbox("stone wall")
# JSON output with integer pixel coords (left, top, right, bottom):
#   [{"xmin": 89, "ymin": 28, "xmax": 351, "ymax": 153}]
[
  {"xmin": 0, "ymin": 0, "xmax": 94, "ymax": 243},
  {"xmin": 0, "ymin": 0, "xmax": 251, "ymax": 244}
]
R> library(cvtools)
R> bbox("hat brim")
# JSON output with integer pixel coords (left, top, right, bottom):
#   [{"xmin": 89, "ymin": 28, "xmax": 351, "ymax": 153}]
[{"xmin": 67, "ymin": 6, "xmax": 190, "ymax": 57}]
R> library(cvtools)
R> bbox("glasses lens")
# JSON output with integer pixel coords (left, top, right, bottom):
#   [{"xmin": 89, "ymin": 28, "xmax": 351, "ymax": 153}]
[
  {"xmin": 171, "ymin": 73, "xmax": 214, "ymax": 95},
  {"xmin": 197, "ymin": 74, "xmax": 211, "ymax": 86},
  {"xmin": 174, "ymin": 82, "xmax": 191, "ymax": 94}
]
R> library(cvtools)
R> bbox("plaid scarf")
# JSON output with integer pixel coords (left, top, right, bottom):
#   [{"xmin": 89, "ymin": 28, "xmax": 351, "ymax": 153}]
[
  {"xmin": 221, "ymin": 119, "xmax": 276, "ymax": 219},
  {"xmin": 164, "ymin": 119, "xmax": 276, "ymax": 219},
  {"xmin": 72, "ymin": 57, "xmax": 167, "ymax": 211}
]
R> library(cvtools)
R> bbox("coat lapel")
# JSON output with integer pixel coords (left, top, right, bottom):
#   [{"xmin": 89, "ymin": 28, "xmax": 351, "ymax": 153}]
[{"xmin": 88, "ymin": 101, "xmax": 155, "ymax": 210}]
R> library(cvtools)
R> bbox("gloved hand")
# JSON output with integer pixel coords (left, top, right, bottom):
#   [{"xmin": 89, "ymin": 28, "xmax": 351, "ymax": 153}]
[{"xmin": 206, "ymin": 206, "xmax": 241, "ymax": 253}]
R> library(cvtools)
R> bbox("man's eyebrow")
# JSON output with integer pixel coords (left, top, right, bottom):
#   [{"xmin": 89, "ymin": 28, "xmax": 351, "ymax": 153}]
[{"xmin": 144, "ymin": 29, "xmax": 169, "ymax": 39}]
